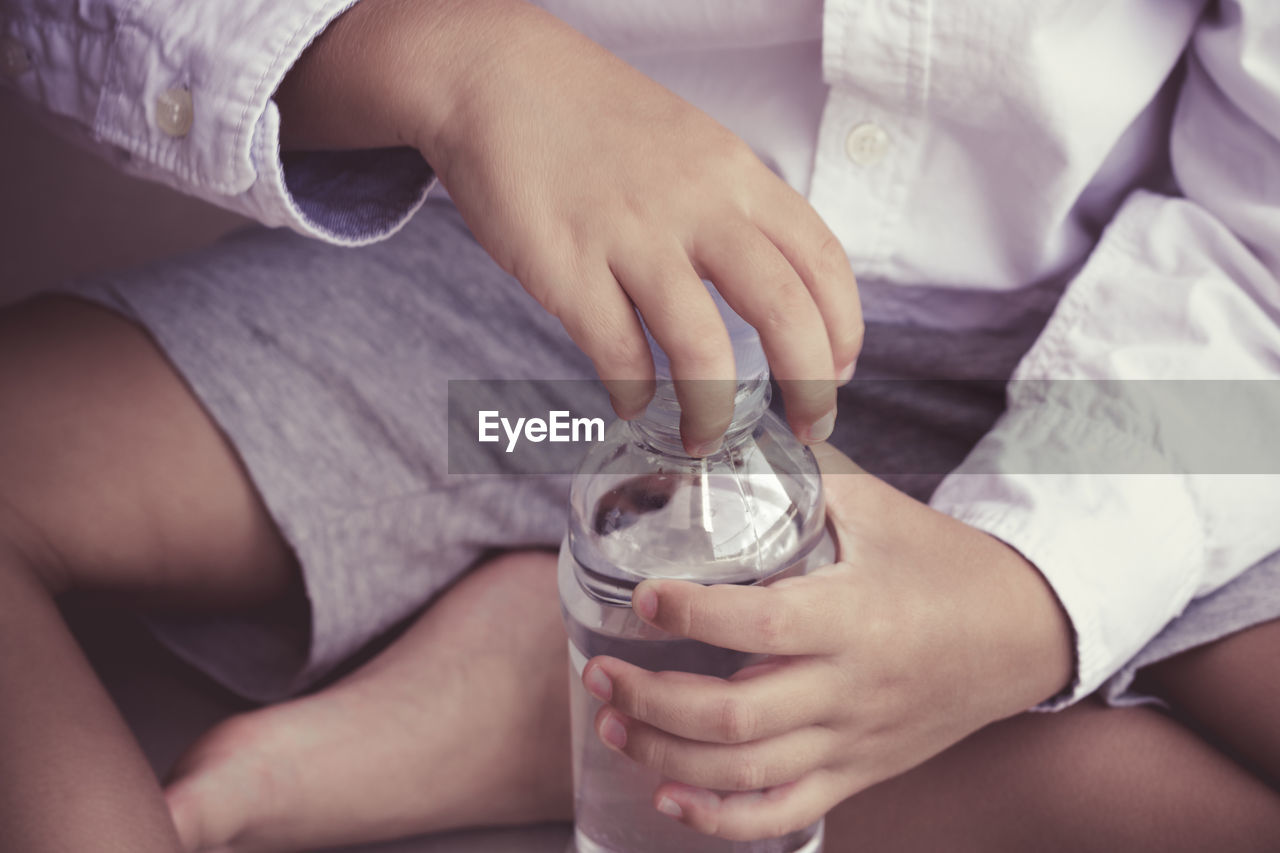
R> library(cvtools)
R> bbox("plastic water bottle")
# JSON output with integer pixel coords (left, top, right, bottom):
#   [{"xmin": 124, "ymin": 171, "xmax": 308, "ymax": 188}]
[{"xmin": 559, "ymin": 286, "xmax": 836, "ymax": 853}]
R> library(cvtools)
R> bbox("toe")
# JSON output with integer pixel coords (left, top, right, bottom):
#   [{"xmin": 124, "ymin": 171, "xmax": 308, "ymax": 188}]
[{"xmin": 163, "ymin": 714, "xmax": 282, "ymax": 852}]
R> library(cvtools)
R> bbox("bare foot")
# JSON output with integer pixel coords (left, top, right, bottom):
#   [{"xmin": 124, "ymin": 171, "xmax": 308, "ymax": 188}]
[{"xmin": 163, "ymin": 550, "xmax": 572, "ymax": 852}]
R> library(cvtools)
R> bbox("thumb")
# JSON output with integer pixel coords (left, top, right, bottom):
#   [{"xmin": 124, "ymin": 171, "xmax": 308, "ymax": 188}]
[
  {"xmin": 810, "ymin": 440, "xmax": 866, "ymax": 477},
  {"xmin": 810, "ymin": 441, "xmax": 870, "ymax": 556}
]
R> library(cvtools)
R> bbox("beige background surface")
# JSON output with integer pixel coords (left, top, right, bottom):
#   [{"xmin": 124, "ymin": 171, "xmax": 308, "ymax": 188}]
[{"xmin": 1, "ymin": 91, "xmax": 571, "ymax": 853}]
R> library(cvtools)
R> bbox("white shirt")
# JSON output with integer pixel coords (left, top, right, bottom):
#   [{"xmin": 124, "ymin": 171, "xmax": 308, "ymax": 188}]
[{"xmin": 4, "ymin": 0, "xmax": 1279, "ymax": 706}]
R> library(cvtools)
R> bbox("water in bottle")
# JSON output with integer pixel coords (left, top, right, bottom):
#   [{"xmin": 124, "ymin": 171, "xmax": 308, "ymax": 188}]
[{"xmin": 559, "ymin": 286, "xmax": 837, "ymax": 853}]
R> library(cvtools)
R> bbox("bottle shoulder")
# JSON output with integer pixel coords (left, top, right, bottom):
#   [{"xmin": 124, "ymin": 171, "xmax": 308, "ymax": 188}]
[{"xmin": 566, "ymin": 410, "xmax": 827, "ymax": 590}]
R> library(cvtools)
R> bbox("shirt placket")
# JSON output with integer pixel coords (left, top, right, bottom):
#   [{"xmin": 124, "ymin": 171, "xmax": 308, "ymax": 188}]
[{"xmin": 810, "ymin": 0, "xmax": 932, "ymax": 281}]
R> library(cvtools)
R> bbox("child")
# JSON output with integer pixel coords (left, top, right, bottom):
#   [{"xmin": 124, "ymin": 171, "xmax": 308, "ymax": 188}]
[{"xmin": 2, "ymin": 0, "xmax": 1278, "ymax": 850}]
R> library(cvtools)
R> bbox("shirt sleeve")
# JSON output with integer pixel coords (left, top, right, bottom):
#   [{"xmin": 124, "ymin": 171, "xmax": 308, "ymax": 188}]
[
  {"xmin": 929, "ymin": 0, "xmax": 1280, "ymax": 708},
  {"xmin": 1, "ymin": 0, "xmax": 435, "ymax": 246}
]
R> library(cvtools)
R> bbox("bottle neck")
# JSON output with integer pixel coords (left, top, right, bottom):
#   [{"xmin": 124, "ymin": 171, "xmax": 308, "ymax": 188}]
[{"xmin": 629, "ymin": 377, "xmax": 772, "ymax": 457}]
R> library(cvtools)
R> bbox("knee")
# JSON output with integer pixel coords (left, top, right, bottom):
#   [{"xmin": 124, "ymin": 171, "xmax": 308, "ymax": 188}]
[
  {"xmin": 826, "ymin": 701, "xmax": 1280, "ymax": 853},
  {"xmin": 0, "ymin": 491, "xmax": 68, "ymax": 595},
  {"xmin": 1026, "ymin": 703, "xmax": 1280, "ymax": 850},
  {"xmin": 0, "ymin": 301, "xmax": 73, "ymax": 595},
  {"xmin": 1138, "ymin": 622, "xmax": 1280, "ymax": 790}
]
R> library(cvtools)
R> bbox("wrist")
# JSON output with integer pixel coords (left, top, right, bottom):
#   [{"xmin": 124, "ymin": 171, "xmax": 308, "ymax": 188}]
[{"xmin": 965, "ymin": 529, "xmax": 1076, "ymax": 711}]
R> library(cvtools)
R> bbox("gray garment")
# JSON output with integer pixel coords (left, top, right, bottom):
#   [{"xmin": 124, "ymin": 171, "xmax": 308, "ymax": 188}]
[
  {"xmin": 70, "ymin": 201, "xmax": 592, "ymax": 701},
  {"xmin": 67, "ymin": 199, "xmax": 1279, "ymax": 705}
]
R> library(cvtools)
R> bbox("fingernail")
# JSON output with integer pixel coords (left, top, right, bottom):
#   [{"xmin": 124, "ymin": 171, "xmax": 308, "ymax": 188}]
[
  {"xmin": 803, "ymin": 408, "xmax": 837, "ymax": 444},
  {"xmin": 838, "ymin": 359, "xmax": 857, "ymax": 384},
  {"xmin": 633, "ymin": 584, "xmax": 658, "ymax": 622},
  {"xmin": 599, "ymin": 712, "xmax": 628, "ymax": 750},
  {"xmin": 583, "ymin": 666, "xmax": 612, "ymax": 702},
  {"xmin": 657, "ymin": 796, "xmax": 683, "ymax": 819},
  {"xmin": 688, "ymin": 437, "xmax": 723, "ymax": 458}
]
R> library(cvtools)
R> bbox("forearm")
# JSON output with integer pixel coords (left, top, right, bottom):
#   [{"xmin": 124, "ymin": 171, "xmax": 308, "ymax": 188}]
[{"xmin": 274, "ymin": 0, "xmax": 538, "ymax": 158}]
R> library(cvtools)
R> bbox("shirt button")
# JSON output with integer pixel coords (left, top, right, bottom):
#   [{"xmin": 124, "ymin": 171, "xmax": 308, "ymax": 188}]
[
  {"xmin": 1, "ymin": 37, "xmax": 32, "ymax": 78},
  {"xmin": 155, "ymin": 88, "xmax": 194, "ymax": 137},
  {"xmin": 845, "ymin": 122, "xmax": 890, "ymax": 167}
]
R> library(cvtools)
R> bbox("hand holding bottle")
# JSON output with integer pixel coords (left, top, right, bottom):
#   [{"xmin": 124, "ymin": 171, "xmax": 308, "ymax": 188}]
[{"xmin": 578, "ymin": 443, "xmax": 1075, "ymax": 842}]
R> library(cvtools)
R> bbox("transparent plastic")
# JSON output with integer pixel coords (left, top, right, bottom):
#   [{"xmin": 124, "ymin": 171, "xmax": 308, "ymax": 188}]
[{"xmin": 560, "ymin": 292, "xmax": 836, "ymax": 852}]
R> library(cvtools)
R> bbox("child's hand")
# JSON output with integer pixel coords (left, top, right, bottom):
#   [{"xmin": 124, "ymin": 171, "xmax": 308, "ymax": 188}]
[
  {"xmin": 278, "ymin": 0, "xmax": 863, "ymax": 454},
  {"xmin": 427, "ymin": 3, "xmax": 863, "ymax": 451},
  {"xmin": 579, "ymin": 444, "xmax": 1074, "ymax": 841}
]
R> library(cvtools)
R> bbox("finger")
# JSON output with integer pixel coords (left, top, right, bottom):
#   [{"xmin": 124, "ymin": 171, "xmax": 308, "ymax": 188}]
[
  {"xmin": 611, "ymin": 245, "xmax": 737, "ymax": 455},
  {"xmin": 810, "ymin": 441, "xmax": 866, "ymax": 477},
  {"xmin": 653, "ymin": 772, "xmax": 840, "ymax": 842},
  {"xmin": 694, "ymin": 222, "xmax": 838, "ymax": 443},
  {"xmin": 535, "ymin": 262, "xmax": 656, "ymax": 419},
  {"xmin": 584, "ymin": 655, "xmax": 837, "ymax": 743},
  {"xmin": 807, "ymin": 441, "xmax": 875, "ymax": 557},
  {"xmin": 595, "ymin": 706, "xmax": 834, "ymax": 792},
  {"xmin": 756, "ymin": 186, "xmax": 864, "ymax": 383},
  {"xmin": 631, "ymin": 575, "xmax": 848, "ymax": 655}
]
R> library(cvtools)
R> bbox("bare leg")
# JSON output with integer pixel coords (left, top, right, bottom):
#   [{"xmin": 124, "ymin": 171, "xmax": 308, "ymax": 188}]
[
  {"xmin": 23, "ymin": 286, "xmax": 1266, "ymax": 850},
  {"xmin": 0, "ymin": 296, "xmax": 296, "ymax": 852},
  {"xmin": 1137, "ymin": 618, "xmax": 1280, "ymax": 788},
  {"xmin": 161, "ymin": 568, "xmax": 1280, "ymax": 853},
  {"xmin": 825, "ymin": 699, "xmax": 1280, "ymax": 852},
  {"xmin": 155, "ymin": 535, "xmax": 1280, "ymax": 851},
  {"xmin": 163, "ymin": 550, "xmax": 572, "ymax": 852}
]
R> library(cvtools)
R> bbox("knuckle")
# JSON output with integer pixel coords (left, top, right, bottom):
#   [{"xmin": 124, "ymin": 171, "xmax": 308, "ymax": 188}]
[
  {"xmin": 519, "ymin": 264, "xmax": 571, "ymax": 321},
  {"xmin": 714, "ymin": 694, "xmax": 758, "ymax": 743},
  {"xmin": 677, "ymin": 592, "xmax": 701, "ymax": 638},
  {"xmin": 615, "ymin": 678, "xmax": 646, "ymax": 721},
  {"xmin": 815, "ymin": 234, "xmax": 851, "ymax": 281},
  {"xmin": 0, "ymin": 488, "xmax": 62, "ymax": 594},
  {"xmin": 769, "ymin": 812, "xmax": 809, "ymax": 840},
  {"xmin": 633, "ymin": 677, "xmax": 677, "ymax": 730},
  {"xmin": 752, "ymin": 290, "xmax": 814, "ymax": 350},
  {"xmin": 754, "ymin": 606, "xmax": 790, "ymax": 651},
  {"xmin": 759, "ymin": 283, "xmax": 810, "ymax": 340},
  {"xmin": 644, "ymin": 736, "xmax": 678, "ymax": 778},
  {"xmin": 839, "ymin": 316, "xmax": 867, "ymax": 359},
  {"xmin": 729, "ymin": 753, "xmax": 766, "ymax": 791},
  {"xmin": 562, "ymin": 211, "xmax": 606, "ymax": 258},
  {"xmin": 711, "ymin": 134, "xmax": 760, "ymax": 174},
  {"xmin": 613, "ymin": 189, "xmax": 656, "ymax": 225},
  {"xmin": 760, "ymin": 304, "xmax": 792, "ymax": 341},
  {"xmin": 627, "ymin": 725, "xmax": 658, "ymax": 766}
]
